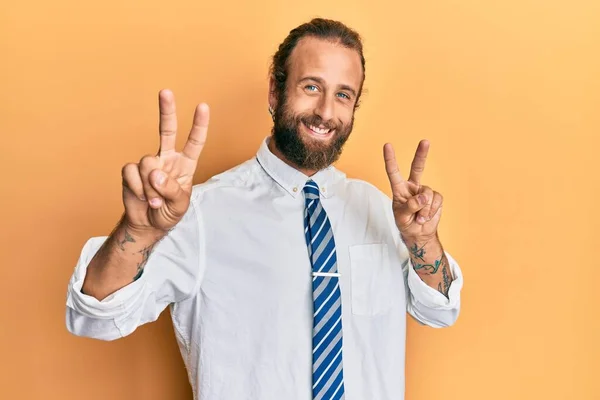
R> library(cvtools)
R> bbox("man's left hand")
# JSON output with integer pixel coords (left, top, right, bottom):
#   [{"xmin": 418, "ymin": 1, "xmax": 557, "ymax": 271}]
[{"xmin": 383, "ymin": 140, "xmax": 443, "ymax": 242}]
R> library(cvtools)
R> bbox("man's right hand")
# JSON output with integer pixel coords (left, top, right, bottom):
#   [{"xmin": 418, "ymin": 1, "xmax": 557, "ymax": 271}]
[{"xmin": 121, "ymin": 89, "xmax": 210, "ymax": 234}]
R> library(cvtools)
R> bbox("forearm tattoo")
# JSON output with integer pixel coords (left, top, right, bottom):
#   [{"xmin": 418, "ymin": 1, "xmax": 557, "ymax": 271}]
[
  {"xmin": 117, "ymin": 230, "xmax": 136, "ymax": 251},
  {"xmin": 115, "ymin": 228, "xmax": 160, "ymax": 282},
  {"xmin": 440, "ymin": 263, "xmax": 451, "ymax": 297},
  {"xmin": 133, "ymin": 244, "xmax": 155, "ymax": 281},
  {"xmin": 409, "ymin": 243, "xmax": 452, "ymax": 298},
  {"xmin": 409, "ymin": 243, "xmax": 442, "ymax": 274}
]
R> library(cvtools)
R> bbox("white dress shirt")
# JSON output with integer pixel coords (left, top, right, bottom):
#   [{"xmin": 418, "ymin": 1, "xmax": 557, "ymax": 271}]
[{"xmin": 66, "ymin": 136, "xmax": 463, "ymax": 400}]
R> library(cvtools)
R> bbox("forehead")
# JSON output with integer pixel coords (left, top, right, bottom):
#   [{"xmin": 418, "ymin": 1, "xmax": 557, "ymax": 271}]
[{"xmin": 286, "ymin": 36, "xmax": 363, "ymax": 89}]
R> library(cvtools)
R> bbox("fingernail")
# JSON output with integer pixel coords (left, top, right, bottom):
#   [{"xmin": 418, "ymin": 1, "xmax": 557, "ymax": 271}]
[
  {"xmin": 155, "ymin": 172, "xmax": 165, "ymax": 186},
  {"xmin": 149, "ymin": 198, "xmax": 162, "ymax": 207},
  {"xmin": 140, "ymin": 195, "xmax": 147, "ymax": 201},
  {"xmin": 417, "ymin": 216, "xmax": 426, "ymax": 224},
  {"xmin": 419, "ymin": 194, "xmax": 427, "ymax": 204}
]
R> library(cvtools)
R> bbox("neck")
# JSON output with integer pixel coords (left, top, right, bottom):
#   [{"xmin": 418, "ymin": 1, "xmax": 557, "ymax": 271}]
[{"xmin": 268, "ymin": 136, "xmax": 318, "ymax": 177}]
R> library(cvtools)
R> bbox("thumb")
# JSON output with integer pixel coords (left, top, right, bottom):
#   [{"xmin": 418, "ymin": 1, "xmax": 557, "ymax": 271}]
[{"xmin": 149, "ymin": 169, "xmax": 189, "ymax": 214}]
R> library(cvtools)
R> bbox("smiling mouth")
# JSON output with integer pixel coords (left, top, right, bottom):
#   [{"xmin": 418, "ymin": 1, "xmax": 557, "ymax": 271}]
[{"xmin": 302, "ymin": 121, "xmax": 334, "ymax": 137}]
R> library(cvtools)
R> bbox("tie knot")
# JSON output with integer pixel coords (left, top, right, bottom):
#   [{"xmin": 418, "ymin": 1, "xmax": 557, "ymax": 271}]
[{"xmin": 303, "ymin": 179, "xmax": 320, "ymax": 200}]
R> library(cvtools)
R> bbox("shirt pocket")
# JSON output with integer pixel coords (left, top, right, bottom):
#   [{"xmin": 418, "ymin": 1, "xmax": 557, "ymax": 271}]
[{"xmin": 348, "ymin": 243, "xmax": 393, "ymax": 316}]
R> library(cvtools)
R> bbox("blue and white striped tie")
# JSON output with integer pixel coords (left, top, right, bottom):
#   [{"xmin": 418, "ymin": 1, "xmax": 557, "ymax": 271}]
[{"xmin": 303, "ymin": 179, "xmax": 345, "ymax": 400}]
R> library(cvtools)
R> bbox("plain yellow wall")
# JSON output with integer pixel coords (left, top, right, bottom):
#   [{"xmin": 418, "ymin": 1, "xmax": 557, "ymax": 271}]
[{"xmin": 1, "ymin": 0, "xmax": 598, "ymax": 399}]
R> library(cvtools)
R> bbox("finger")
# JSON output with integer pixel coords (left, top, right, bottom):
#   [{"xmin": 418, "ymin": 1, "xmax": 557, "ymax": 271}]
[
  {"xmin": 398, "ymin": 192, "xmax": 429, "ymax": 221},
  {"xmin": 121, "ymin": 163, "xmax": 146, "ymax": 201},
  {"xmin": 428, "ymin": 191, "xmax": 444, "ymax": 220},
  {"xmin": 138, "ymin": 155, "xmax": 165, "ymax": 208},
  {"xmin": 182, "ymin": 103, "xmax": 210, "ymax": 161},
  {"xmin": 159, "ymin": 89, "xmax": 178, "ymax": 157},
  {"xmin": 408, "ymin": 139, "xmax": 430, "ymax": 185},
  {"xmin": 149, "ymin": 169, "xmax": 190, "ymax": 217},
  {"xmin": 383, "ymin": 143, "xmax": 405, "ymax": 194},
  {"xmin": 416, "ymin": 186, "xmax": 434, "ymax": 224}
]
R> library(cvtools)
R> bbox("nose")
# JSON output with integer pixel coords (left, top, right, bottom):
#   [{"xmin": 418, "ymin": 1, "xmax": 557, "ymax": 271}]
[{"xmin": 314, "ymin": 94, "xmax": 335, "ymax": 123}]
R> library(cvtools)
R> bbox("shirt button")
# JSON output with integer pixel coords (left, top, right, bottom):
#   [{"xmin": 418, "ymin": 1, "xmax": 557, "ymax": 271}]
[{"xmin": 293, "ymin": 187, "xmax": 298, "ymax": 192}]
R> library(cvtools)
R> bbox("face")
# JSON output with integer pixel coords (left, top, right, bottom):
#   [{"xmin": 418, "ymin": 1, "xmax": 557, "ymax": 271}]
[{"xmin": 270, "ymin": 36, "xmax": 364, "ymax": 172}]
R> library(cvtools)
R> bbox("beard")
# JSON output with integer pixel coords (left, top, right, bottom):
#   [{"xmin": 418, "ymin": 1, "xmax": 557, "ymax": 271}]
[{"xmin": 271, "ymin": 94, "xmax": 354, "ymax": 172}]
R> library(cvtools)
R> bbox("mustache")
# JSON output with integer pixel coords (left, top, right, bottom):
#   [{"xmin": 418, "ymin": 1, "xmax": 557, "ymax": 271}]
[{"xmin": 298, "ymin": 114, "xmax": 339, "ymax": 131}]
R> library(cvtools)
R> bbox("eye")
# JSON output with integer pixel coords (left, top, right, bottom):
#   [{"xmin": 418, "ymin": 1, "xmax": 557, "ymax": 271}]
[
  {"xmin": 337, "ymin": 92, "xmax": 351, "ymax": 100},
  {"xmin": 305, "ymin": 85, "xmax": 319, "ymax": 92}
]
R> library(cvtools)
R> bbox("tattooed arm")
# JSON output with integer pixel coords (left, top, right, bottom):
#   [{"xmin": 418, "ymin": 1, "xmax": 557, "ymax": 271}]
[
  {"xmin": 66, "ymin": 202, "xmax": 201, "ymax": 340},
  {"xmin": 401, "ymin": 233, "xmax": 454, "ymax": 298},
  {"xmin": 81, "ymin": 216, "xmax": 167, "ymax": 301}
]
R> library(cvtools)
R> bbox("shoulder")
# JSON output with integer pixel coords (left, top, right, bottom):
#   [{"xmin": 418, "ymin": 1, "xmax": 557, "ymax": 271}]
[
  {"xmin": 342, "ymin": 177, "xmax": 392, "ymax": 205},
  {"xmin": 190, "ymin": 157, "xmax": 263, "ymax": 203}
]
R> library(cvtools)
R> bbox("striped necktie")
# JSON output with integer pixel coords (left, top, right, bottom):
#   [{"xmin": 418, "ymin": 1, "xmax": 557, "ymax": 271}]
[{"xmin": 303, "ymin": 179, "xmax": 345, "ymax": 400}]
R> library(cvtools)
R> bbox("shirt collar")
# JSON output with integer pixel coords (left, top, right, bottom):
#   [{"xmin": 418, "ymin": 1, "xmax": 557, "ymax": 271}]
[{"xmin": 255, "ymin": 136, "xmax": 340, "ymax": 199}]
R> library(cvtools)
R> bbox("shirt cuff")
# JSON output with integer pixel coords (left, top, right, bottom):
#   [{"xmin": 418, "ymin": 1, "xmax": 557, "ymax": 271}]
[
  {"xmin": 407, "ymin": 250, "xmax": 463, "ymax": 310},
  {"xmin": 66, "ymin": 236, "xmax": 148, "ymax": 319}
]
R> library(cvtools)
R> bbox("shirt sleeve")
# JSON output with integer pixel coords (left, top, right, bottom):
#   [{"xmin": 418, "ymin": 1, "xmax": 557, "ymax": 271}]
[{"xmin": 65, "ymin": 199, "xmax": 204, "ymax": 341}]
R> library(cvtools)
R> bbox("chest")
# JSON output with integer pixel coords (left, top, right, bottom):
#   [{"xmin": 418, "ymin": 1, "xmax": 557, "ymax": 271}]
[{"xmin": 199, "ymin": 193, "xmax": 405, "ymax": 318}]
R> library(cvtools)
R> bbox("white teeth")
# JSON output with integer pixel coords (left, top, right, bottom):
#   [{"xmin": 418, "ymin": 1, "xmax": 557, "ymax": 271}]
[{"xmin": 308, "ymin": 124, "xmax": 331, "ymax": 134}]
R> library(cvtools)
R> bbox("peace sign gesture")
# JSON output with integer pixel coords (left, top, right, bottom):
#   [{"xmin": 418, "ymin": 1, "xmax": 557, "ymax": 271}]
[
  {"xmin": 121, "ymin": 89, "xmax": 209, "ymax": 234},
  {"xmin": 384, "ymin": 140, "xmax": 443, "ymax": 241}
]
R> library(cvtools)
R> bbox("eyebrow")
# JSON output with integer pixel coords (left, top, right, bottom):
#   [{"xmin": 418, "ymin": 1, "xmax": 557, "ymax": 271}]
[{"xmin": 299, "ymin": 76, "xmax": 357, "ymax": 97}]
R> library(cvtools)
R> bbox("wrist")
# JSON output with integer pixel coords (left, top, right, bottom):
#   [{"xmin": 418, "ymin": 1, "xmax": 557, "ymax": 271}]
[
  {"xmin": 120, "ymin": 222, "xmax": 167, "ymax": 244},
  {"xmin": 115, "ymin": 214, "xmax": 168, "ymax": 246},
  {"xmin": 400, "ymin": 231, "xmax": 439, "ymax": 246}
]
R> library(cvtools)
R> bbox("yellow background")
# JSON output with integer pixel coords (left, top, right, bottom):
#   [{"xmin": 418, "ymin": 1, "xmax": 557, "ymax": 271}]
[{"xmin": 1, "ymin": 0, "xmax": 598, "ymax": 399}]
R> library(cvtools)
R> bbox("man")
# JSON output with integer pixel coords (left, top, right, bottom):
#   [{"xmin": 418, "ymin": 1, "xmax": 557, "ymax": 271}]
[{"xmin": 66, "ymin": 18, "xmax": 463, "ymax": 400}]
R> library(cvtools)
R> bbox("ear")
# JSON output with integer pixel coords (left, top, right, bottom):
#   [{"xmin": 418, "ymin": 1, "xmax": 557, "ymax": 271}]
[{"xmin": 268, "ymin": 75, "xmax": 278, "ymax": 110}]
